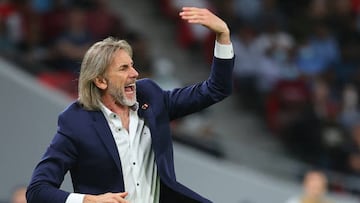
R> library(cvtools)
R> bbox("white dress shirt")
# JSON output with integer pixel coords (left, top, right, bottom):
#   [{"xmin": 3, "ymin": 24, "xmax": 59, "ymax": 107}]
[{"xmin": 99, "ymin": 103, "xmax": 160, "ymax": 203}]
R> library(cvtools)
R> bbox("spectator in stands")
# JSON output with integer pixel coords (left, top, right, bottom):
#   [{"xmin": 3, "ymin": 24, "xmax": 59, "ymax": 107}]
[
  {"xmin": 10, "ymin": 186, "xmax": 26, "ymax": 203},
  {"xmin": 257, "ymin": 17, "xmax": 295, "ymax": 69},
  {"xmin": 327, "ymin": 0, "xmax": 353, "ymax": 38},
  {"xmin": 255, "ymin": 16, "xmax": 295, "ymax": 95},
  {"xmin": 265, "ymin": 75, "xmax": 309, "ymax": 134},
  {"xmin": 40, "ymin": 0, "xmax": 69, "ymax": 46},
  {"xmin": 311, "ymin": 78, "xmax": 340, "ymax": 127},
  {"xmin": 231, "ymin": 21, "xmax": 267, "ymax": 109},
  {"xmin": 277, "ymin": 0, "xmax": 310, "ymax": 20},
  {"xmin": 11, "ymin": 0, "xmax": 42, "ymax": 53},
  {"xmin": 0, "ymin": 6, "xmax": 13, "ymax": 55},
  {"xmin": 352, "ymin": 69, "xmax": 360, "ymax": 99},
  {"xmin": 26, "ymin": 7, "xmax": 234, "ymax": 203},
  {"xmin": 30, "ymin": 0, "xmax": 53, "ymax": 14},
  {"xmin": 86, "ymin": 0, "xmax": 125, "ymax": 41},
  {"xmin": 36, "ymin": 4, "xmax": 93, "ymax": 98},
  {"xmin": 332, "ymin": 12, "xmax": 360, "ymax": 87},
  {"xmin": 286, "ymin": 170, "xmax": 335, "ymax": 203},
  {"xmin": 152, "ymin": 57, "xmax": 182, "ymax": 90},
  {"xmin": 285, "ymin": 0, "xmax": 329, "ymax": 40},
  {"xmin": 52, "ymin": 4, "xmax": 93, "ymax": 74},
  {"xmin": 233, "ymin": 0, "xmax": 262, "ymax": 23},
  {"xmin": 296, "ymin": 22, "xmax": 340, "ymax": 78},
  {"xmin": 308, "ymin": 0, "xmax": 329, "ymax": 22},
  {"xmin": 279, "ymin": 78, "xmax": 344, "ymax": 166},
  {"xmin": 258, "ymin": 0, "xmax": 287, "ymax": 27},
  {"xmin": 338, "ymin": 84, "xmax": 360, "ymax": 130},
  {"xmin": 343, "ymin": 121, "xmax": 360, "ymax": 175},
  {"xmin": 0, "ymin": 0, "xmax": 19, "ymax": 55}
]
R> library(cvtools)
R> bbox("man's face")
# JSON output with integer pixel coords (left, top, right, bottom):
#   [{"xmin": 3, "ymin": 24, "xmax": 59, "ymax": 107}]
[
  {"xmin": 104, "ymin": 49, "xmax": 139, "ymax": 106},
  {"xmin": 303, "ymin": 172, "xmax": 327, "ymax": 198},
  {"xmin": 11, "ymin": 187, "xmax": 26, "ymax": 203}
]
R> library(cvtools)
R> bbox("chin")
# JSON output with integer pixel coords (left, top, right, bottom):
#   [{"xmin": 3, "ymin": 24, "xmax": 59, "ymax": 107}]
[{"xmin": 124, "ymin": 97, "xmax": 137, "ymax": 107}]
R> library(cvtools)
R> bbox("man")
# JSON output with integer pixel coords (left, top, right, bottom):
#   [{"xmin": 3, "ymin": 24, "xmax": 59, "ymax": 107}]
[
  {"xmin": 10, "ymin": 186, "xmax": 27, "ymax": 203},
  {"xmin": 285, "ymin": 170, "xmax": 335, "ymax": 203},
  {"xmin": 26, "ymin": 7, "xmax": 234, "ymax": 203}
]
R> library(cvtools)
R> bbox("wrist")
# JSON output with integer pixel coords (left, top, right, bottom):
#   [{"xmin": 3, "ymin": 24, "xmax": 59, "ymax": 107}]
[
  {"xmin": 83, "ymin": 195, "xmax": 96, "ymax": 203},
  {"xmin": 216, "ymin": 28, "xmax": 231, "ymax": 45}
]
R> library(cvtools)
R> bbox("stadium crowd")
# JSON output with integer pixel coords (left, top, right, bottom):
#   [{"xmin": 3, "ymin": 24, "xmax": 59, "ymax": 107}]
[
  {"xmin": 0, "ymin": 0, "xmax": 155, "ymax": 97},
  {"xmin": 158, "ymin": 0, "xmax": 360, "ymax": 193}
]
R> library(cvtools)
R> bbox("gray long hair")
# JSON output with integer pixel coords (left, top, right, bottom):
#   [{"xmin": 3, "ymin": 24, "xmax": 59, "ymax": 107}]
[{"xmin": 78, "ymin": 37, "xmax": 133, "ymax": 110}]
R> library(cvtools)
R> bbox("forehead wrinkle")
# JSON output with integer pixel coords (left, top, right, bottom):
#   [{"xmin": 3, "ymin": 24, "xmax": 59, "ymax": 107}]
[{"xmin": 111, "ymin": 50, "xmax": 133, "ymax": 68}]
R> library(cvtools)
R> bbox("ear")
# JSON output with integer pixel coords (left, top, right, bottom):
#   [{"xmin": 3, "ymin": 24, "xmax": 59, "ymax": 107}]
[{"xmin": 94, "ymin": 77, "xmax": 107, "ymax": 90}]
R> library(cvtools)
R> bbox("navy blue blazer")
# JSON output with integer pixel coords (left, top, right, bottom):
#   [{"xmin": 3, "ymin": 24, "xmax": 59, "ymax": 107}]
[{"xmin": 26, "ymin": 57, "xmax": 234, "ymax": 203}]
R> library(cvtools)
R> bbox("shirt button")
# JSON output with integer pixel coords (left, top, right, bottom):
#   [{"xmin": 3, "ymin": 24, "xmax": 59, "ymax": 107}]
[
  {"xmin": 136, "ymin": 183, "xmax": 139, "ymax": 186},
  {"xmin": 118, "ymin": 128, "xmax": 121, "ymax": 131},
  {"xmin": 113, "ymin": 114, "xmax": 116, "ymax": 118},
  {"xmin": 133, "ymin": 162, "xmax": 136, "ymax": 165}
]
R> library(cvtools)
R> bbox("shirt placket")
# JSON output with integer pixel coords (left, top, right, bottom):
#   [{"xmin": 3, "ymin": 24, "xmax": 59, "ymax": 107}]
[
  {"xmin": 128, "ymin": 110, "xmax": 141, "ymax": 198},
  {"xmin": 110, "ymin": 113, "xmax": 136, "ymax": 200},
  {"xmin": 101, "ymin": 103, "xmax": 159, "ymax": 202}
]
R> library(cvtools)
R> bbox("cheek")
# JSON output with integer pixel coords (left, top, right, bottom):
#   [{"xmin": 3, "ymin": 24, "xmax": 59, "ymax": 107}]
[
  {"xmin": 109, "ymin": 81, "xmax": 123, "ymax": 91},
  {"xmin": 109, "ymin": 74, "xmax": 126, "ymax": 86}
]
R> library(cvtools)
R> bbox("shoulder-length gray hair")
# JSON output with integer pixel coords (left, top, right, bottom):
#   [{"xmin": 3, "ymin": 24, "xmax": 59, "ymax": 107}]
[{"xmin": 78, "ymin": 37, "xmax": 132, "ymax": 110}]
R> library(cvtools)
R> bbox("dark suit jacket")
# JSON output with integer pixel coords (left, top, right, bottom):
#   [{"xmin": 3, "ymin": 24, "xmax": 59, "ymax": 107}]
[{"xmin": 26, "ymin": 57, "xmax": 234, "ymax": 203}]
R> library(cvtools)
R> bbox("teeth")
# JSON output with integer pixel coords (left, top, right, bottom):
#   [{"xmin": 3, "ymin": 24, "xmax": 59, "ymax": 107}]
[{"xmin": 125, "ymin": 84, "xmax": 135, "ymax": 91}]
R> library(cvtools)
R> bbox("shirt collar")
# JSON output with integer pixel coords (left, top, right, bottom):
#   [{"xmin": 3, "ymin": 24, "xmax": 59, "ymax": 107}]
[
  {"xmin": 130, "ymin": 102, "xmax": 139, "ymax": 111},
  {"xmin": 100, "ymin": 102, "xmax": 139, "ymax": 118}
]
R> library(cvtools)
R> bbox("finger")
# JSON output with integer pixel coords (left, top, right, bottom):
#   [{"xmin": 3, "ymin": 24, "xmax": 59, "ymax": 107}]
[
  {"xmin": 181, "ymin": 7, "xmax": 199, "ymax": 11},
  {"xmin": 179, "ymin": 7, "xmax": 206, "ymax": 17},
  {"xmin": 181, "ymin": 7, "xmax": 206, "ymax": 13},
  {"xmin": 110, "ymin": 194, "xmax": 128, "ymax": 203},
  {"xmin": 179, "ymin": 12, "xmax": 206, "ymax": 23},
  {"xmin": 179, "ymin": 11, "xmax": 201, "ymax": 19},
  {"xmin": 118, "ymin": 192, "xmax": 128, "ymax": 198}
]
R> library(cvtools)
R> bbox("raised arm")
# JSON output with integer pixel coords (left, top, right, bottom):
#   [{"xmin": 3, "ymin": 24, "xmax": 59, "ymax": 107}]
[{"xmin": 179, "ymin": 7, "xmax": 231, "ymax": 45}]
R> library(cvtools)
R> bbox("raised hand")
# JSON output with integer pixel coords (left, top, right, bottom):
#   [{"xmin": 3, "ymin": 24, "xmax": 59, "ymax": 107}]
[{"xmin": 179, "ymin": 7, "xmax": 231, "ymax": 44}]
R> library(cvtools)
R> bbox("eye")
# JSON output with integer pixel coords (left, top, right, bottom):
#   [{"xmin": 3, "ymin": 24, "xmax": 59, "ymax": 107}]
[
  {"xmin": 118, "ymin": 62, "xmax": 134, "ymax": 71},
  {"xmin": 119, "ymin": 64, "xmax": 129, "ymax": 71}
]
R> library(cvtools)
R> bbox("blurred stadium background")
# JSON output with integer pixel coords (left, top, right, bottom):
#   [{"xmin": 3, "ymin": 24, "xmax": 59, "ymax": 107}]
[{"xmin": 1, "ymin": 0, "xmax": 360, "ymax": 202}]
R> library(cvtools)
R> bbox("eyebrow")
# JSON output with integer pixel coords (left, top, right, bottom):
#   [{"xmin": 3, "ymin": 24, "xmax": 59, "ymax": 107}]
[{"xmin": 118, "ymin": 62, "xmax": 134, "ymax": 69}]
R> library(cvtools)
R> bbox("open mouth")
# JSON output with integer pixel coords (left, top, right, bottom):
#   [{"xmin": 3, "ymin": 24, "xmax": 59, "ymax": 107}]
[{"xmin": 124, "ymin": 84, "xmax": 136, "ymax": 93}]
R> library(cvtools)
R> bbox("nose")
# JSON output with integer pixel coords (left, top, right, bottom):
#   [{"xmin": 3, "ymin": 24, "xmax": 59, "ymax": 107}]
[{"xmin": 130, "ymin": 66, "xmax": 139, "ymax": 78}]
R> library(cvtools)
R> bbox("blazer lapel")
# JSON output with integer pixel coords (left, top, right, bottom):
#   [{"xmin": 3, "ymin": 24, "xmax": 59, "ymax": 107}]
[
  {"xmin": 91, "ymin": 111, "xmax": 123, "ymax": 174},
  {"xmin": 138, "ymin": 102, "xmax": 161, "ymax": 155}
]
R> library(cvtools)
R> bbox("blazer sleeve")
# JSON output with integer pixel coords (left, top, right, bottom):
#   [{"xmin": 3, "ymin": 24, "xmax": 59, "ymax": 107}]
[
  {"xmin": 166, "ymin": 57, "xmax": 234, "ymax": 120},
  {"xmin": 26, "ymin": 113, "xmax": 78, "ymax": 203}
]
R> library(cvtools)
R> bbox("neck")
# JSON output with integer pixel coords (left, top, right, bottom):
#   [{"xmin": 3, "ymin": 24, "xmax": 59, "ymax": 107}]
[
  {"xmin": 101, "ymin": 95, "xmax": 129, "ymax": 116},
  {"xmin": 102, "ymin": 95, "xmax": 131, "ymax": 132}
]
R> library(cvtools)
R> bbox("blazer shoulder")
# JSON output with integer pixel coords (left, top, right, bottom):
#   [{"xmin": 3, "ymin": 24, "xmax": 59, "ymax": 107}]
[
  {"xmin": 57, "ymin": 101, "xmax": 98, "ymax": 135},
  {"xmin": 136, "ymin": 78, "xmax": 164, "ymax": 99},
  {"xmin": 136, "ymin": 78, "xmax": 161, "ymax": 89},
  {"xmin": 60, "ymin": 101, "xmax": 83, "ymax": 115},
  {"xmin": 58, "ymin": 101, "xmax": 94, "ymax": 121}
]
